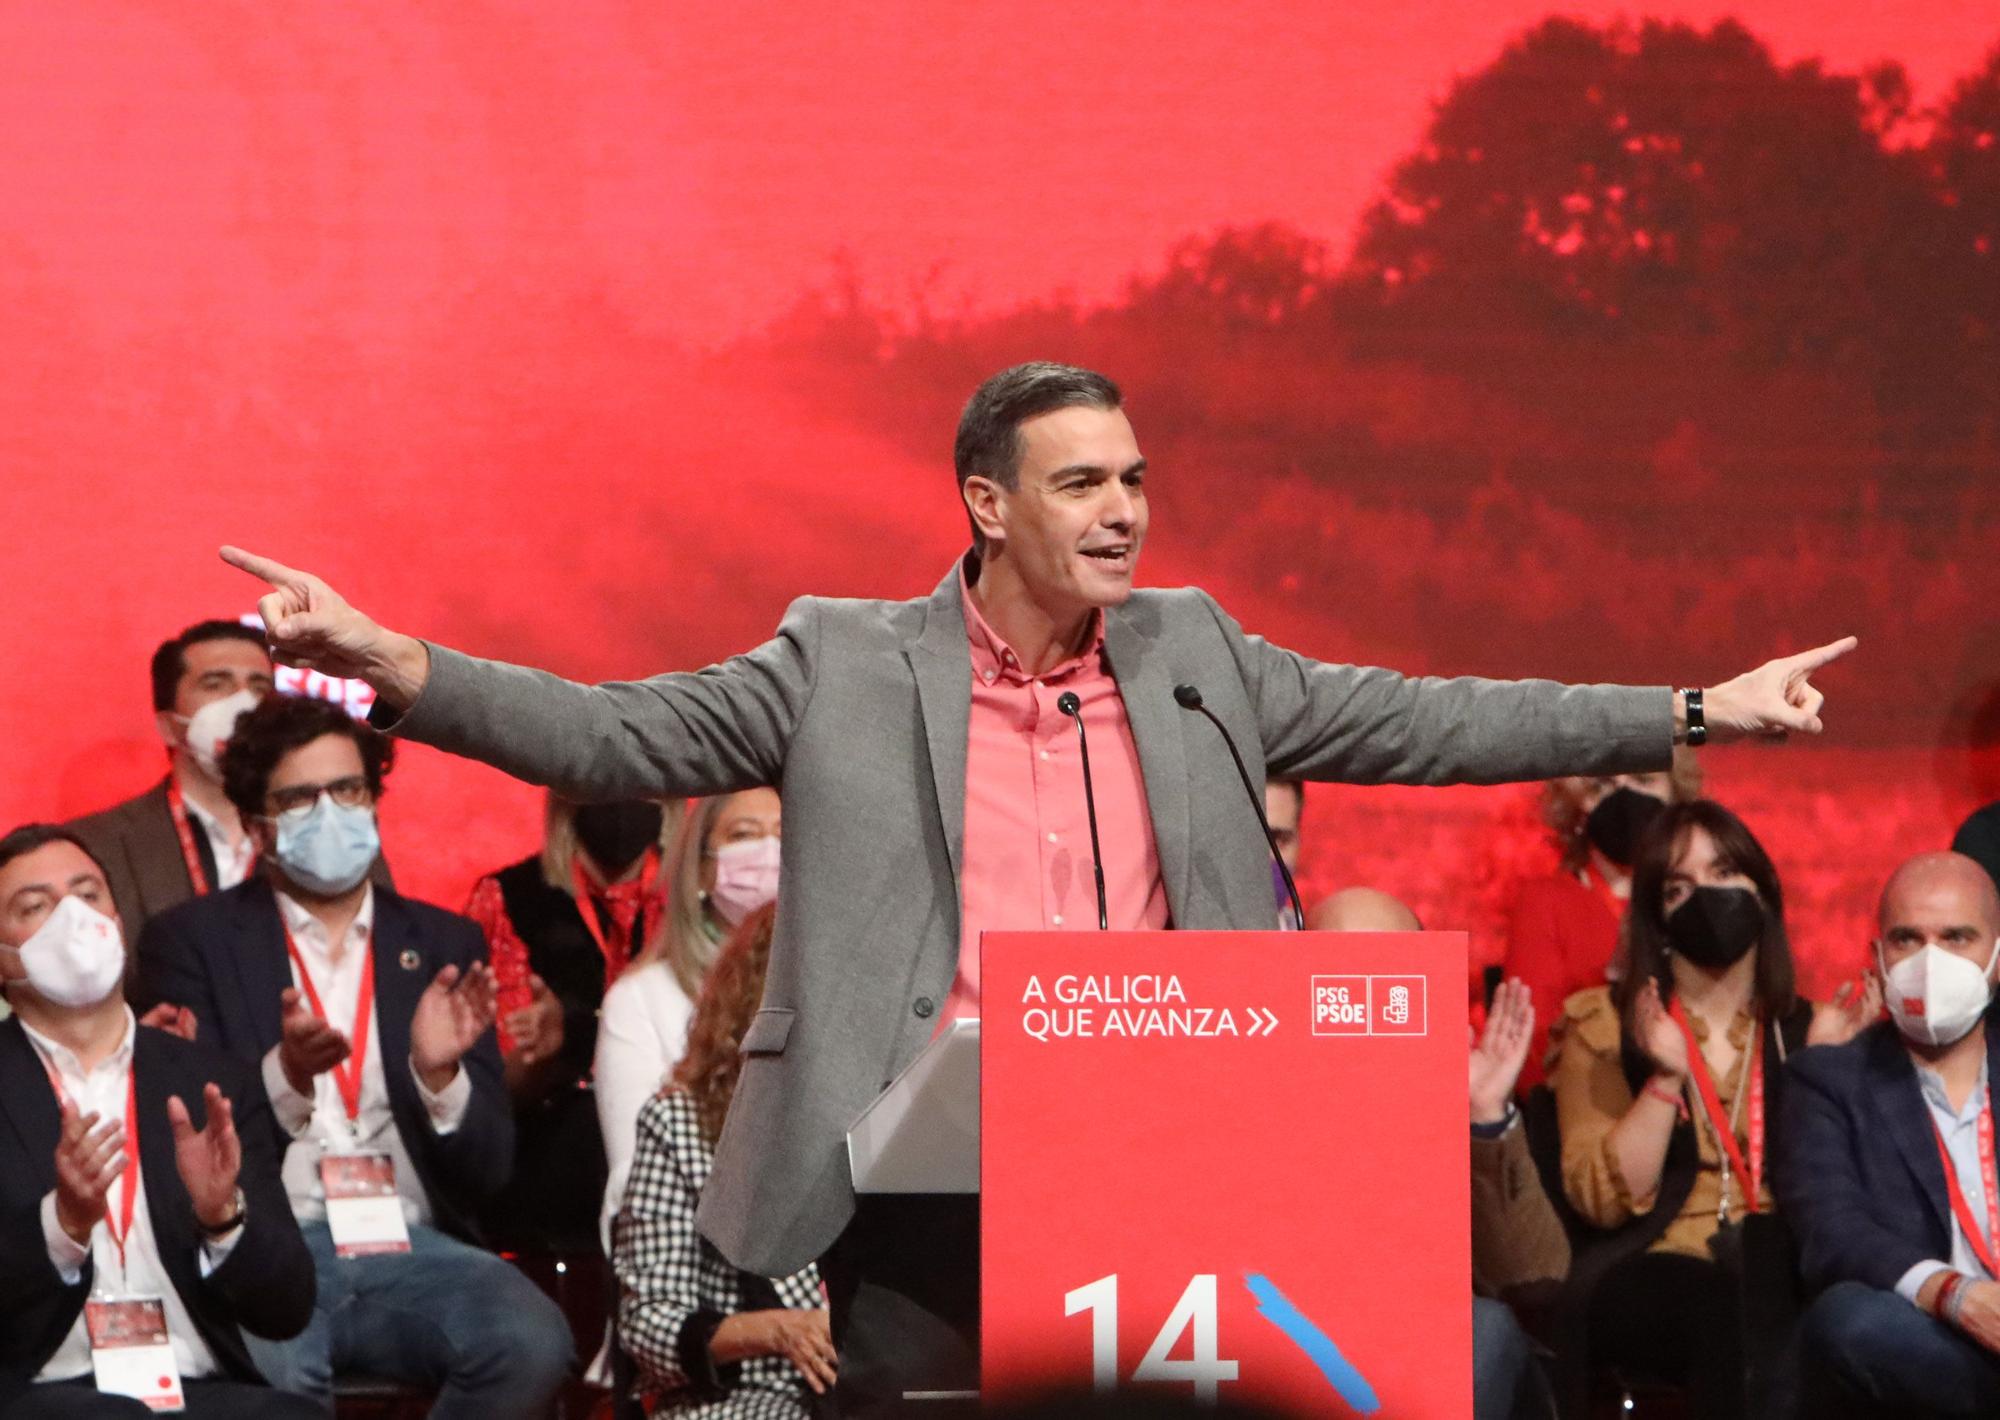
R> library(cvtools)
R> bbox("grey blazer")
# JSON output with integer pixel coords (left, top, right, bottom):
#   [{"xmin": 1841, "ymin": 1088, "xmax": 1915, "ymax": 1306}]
[{"xmin": 382, "ymin": 561, "xmax": 1671, "ymax": 1274}]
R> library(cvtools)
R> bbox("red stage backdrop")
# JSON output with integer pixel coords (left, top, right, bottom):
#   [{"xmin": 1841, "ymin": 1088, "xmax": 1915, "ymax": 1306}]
[{"xmin": 2, "ymin": 2, "xmax": 1996, "ymax": 1003}]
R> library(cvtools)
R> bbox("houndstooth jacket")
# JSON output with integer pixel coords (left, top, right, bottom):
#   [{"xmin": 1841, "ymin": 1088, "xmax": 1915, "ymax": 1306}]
[{"xmin": 614, "ymin": 1089, "xmax": 825, "ymax": 1418}]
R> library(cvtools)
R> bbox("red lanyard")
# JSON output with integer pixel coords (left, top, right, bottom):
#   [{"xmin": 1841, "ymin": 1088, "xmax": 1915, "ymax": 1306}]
[
  {"xmin": 569, "ymin": 850, "xmax": 659, "ymax": 984},
  {"xmin": 282, "ymin": 920, "xmax": 375, "ymax": 1123},
  {"xmin": 164, "ymin": 776, "xmax": 211, "ymax": 896},
  {"xmin": 1669, "ymin": 999, "xmax": 1765, "ymax": 1215},
  {"xmin": 39, "ymin": 1052, "xmax": 141, "ymax": 1277},
  {"xmin": 1930, "ymin": 1096, "xmax": 2000, "ymax": 1278}
]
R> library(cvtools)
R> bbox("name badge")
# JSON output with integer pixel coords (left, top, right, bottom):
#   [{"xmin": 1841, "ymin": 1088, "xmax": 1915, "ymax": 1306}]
[
  {"xmin": 321, "ymin": 1150, "xmax": 412, "ymax": 1257},
  {"xmin": 85, "ymin": 1296, "xmax": 185, "ymax": 1412}
]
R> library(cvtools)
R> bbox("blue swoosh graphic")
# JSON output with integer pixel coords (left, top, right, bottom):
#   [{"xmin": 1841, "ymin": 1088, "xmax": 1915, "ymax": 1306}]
[{"xmin": 1243, "ymin": 1273, "xmax": 1381, "ymax": 1414}]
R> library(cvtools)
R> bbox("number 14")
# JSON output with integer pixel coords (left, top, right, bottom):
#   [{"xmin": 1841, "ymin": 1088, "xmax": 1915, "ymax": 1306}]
[{"xmin": 1063, "ymin": 1274, "xmax": 1241, "ymax": 1402}]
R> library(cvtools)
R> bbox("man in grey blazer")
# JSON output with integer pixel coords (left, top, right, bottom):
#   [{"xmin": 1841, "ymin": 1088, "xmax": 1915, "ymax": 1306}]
[{"xmin": 219, "ymin": 362, "xmax": 1852, "ymax": 1403}]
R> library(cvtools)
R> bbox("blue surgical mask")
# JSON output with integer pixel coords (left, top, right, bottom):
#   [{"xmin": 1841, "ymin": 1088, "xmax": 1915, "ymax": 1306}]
[{"xmin": 273, "ymin": 798, "xmax": 380, "ymax": 896}]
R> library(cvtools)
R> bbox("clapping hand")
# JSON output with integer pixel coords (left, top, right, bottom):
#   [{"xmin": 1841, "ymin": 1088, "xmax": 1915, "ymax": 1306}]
[
  {"xmin": 1807, "ymin": 972, "xmax": 1884, "ymax": 1049},
  {"xmin": 139, "ymin": 1002, "xmax": 198, "ymax": 1041},
  {"xmin": 1634, "ymin": 978, "xmax": 1690, "ymax": 1082},
  {"xmin": 52, "ymin": 1100, "xmax": 124, "ymax": 1247},
  {"xmin": 411, "ymin": 962, "xmax": 498, "ymax": 1092},
  {"xmin": 1701, "ymin": 637, "xmax": 1858, "ymax": 742},
  {"xmin": 1469, "ymin": 977, "xmax": 1535, "ymax": 1126},
  {"xmin": 277, "ymin": 985, "xmax": 352, "ymax": 1097},
  {"xmin": 167, "ymin": 1083, "xmax": 242, "ymax": 1231},
  {"xmin": 503, "ymin": 974, "xmax": 565, "ymax": 1068}
]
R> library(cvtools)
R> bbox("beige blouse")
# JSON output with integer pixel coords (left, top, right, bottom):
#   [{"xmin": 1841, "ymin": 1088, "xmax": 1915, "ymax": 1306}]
[{"xmin": 1549, "ymin": 985, "xmax": 1774, "ymax": 1258}]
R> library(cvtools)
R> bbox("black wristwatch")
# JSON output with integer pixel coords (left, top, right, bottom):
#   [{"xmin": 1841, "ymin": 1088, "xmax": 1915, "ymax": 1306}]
[
  {"xmin": 1680, "ymin": 687, "xmax": 1707, "ymax": 747},
  {"xmin": 199, "ymin": 1187, "xmax": 248, "ymax": 1239}
]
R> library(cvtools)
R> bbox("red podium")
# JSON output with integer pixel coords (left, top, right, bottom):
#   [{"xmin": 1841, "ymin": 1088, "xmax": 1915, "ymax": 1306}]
[{"xmin": 980, "ymin": 930, "xmax": 1472, "ymax": 1416}]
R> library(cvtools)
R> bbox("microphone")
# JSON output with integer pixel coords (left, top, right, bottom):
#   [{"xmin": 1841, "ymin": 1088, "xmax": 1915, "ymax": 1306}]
[
  {"xmin": 1173, "ymin": 683, "xmax": 1306, "ymax": 930},
  {"xmin": 1057, "ymin": 691, "xmax": 1110, "ymax": 930}
]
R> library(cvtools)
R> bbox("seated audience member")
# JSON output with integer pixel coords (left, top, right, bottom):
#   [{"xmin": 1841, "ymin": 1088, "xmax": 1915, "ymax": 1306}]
[
  {"xmin": 1469, "ymin": 977, "xmax": 1569, "ymax": 1420},
  {"xmin": 596, "ymin": 788, "xmax": 780, "ymax": 1240},
  {"xmin": 1311, "ymin": 886, "xmax": 1421, "ymax": 932},
  {"xmin": 1503, "ymin": 755, "xmax": 1701, "ymax": 1087},
  {"xmin": 1546, "ymin": 799, "xmax": 1874, "ymax": 1419},
  {"xmin": 614, "ymin": 904, "xmax": 833, "ymax": 1416},
  {"xmin": 1780, "ymin": 851, "xmax": 2000, "ymax": 1417},
  {"xmin": 0, "ymin": 824, "xmax": 319, "ymax": 1419},
  {"xmin": 1263, "ymin": 778, "xmax": 1303, "ymax": 926},
  {"xmin": 67, "ymin": 621, "xmax": 275, "ymax": 946},
  {"xmin": 133, "ymin": 695, "xmax": 573, "ymax": 1416},
  {"xmin": 461, "ymin": 792, "xmax": 678, "ymax": 1250}
]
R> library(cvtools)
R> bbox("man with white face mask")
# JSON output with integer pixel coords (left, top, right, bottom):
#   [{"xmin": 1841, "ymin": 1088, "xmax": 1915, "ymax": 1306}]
[
  {"xmin": 70, "ymin": 622, "xmax": 396, "ymax": 957},
  {"xmin": 0, "ymin": 824, "xmax": 320, "ymax": 1418},
  {"xmin": 130, "ymin": 694, "xmax": 574, "ymax": 1418},
  {"xmin": 1778, "ymin": 852, "xmax": 2000, "ymax": 1416}
]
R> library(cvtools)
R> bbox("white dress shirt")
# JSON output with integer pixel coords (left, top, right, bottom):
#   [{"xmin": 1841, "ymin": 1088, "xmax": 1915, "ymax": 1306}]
[
  {"xmin": 593, "ymin": 961, "xmax": 695, "ymax": 1249},
  {"xmin": 1896, "ymin": 1059, "xmax": 1994, "ymax": 1305},
  {"xmin": 28, "ymin": 1007, "xmax": 240, "ymax": 1382},
  {"xmin": 178, "ymin": 792, "xmax": 255, "ymax": 891},
  {"xmin": 259, "ymin": 886, "xmax": 470, "ymax": 1227}
]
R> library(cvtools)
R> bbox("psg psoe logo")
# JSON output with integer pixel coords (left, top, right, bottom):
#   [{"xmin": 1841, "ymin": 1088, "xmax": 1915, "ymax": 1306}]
[{"xmin": 1311, "ymin": 975, "xmax": 1427, "ymax": 1037}]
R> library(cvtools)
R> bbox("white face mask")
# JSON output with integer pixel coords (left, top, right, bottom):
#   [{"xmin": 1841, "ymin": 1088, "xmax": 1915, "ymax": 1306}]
[
  {"xmin": 2, "ymin": 895, "xmax": 127, "ymax": 1009},
  {"xmin": 709, "ymin": 836, "xmax": 780, "ymax": 927},
  {"xmin": 1880, "ymin": 938, "xmax": 2000, "ymax": 1048},
  {"xmin": 177, "ymin": 688, "xmax": 261, "ymax": 781},
  {"xmin": 272, "ymin": 798, "xmax": 381, "ymax": 898}
]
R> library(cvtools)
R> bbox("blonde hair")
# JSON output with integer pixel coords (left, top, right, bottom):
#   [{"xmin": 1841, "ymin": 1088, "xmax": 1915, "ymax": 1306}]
[
  {"xmin": 536, "ymin": 792, "xmax": 681, "ymax": 894},
  {"xmin": 632, "ymin": 794, "xmax": 736, "ymax": 999},
  {"xmin": 1541, "ymin": 747, "xmax": 1704, "ymax": 873}
]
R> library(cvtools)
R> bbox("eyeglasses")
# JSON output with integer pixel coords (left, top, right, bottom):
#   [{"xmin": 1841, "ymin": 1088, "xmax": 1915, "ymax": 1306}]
[{"xmin": 266, "ymin": 776, "xmax": 373, "ymax": 817}]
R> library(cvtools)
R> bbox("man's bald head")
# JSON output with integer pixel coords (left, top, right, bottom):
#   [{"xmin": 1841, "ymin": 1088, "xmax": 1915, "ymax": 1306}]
[
  {"xmin": 1877, "ymin": 852, "xmax": 2000, "ymax": 979},
  {"xmin": 1308, "ymin": 886, "xmax": 1422, "ymax": 933},
  {"xmin": 1880, "ymin": 853, "xmax": 2000, "ymax": 935}
]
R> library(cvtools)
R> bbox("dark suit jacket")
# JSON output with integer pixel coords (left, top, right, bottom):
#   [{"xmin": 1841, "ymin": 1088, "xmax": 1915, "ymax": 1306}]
[
  {"xmin": 1775, "ymin": 1014, "xmax": 2000, "ymax": 1295},
  {"xmin": 0, "ymin": 1017, "xmax": 313, "ymax": 1406},
  {"xmin": 69, "ymin": 778, "xmax": 394, "ymax": 956},
  {"xmin": 132, "ymin": 880, "xmax": 513, "ymax": 1242}
]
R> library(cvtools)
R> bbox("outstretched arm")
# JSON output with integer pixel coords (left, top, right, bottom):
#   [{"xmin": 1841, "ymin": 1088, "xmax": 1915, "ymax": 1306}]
[{"xmin": 220, "ymin": 546, "xmax": 814, "ymax": 802}]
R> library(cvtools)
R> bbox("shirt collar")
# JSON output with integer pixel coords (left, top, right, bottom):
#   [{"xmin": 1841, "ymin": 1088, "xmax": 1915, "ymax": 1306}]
[
  {"xmin": 21, "ymin": 1004, "xmax": 136, "ymax": 1082},
  {"xmin": 957, "ymin": 555, "xmax": 1104, "ymax": 685},
  {"xmin": 1917, "ymin": 1055, "xmax": 1991, "ymax": 1128},
  {"xmin": 276, "ymin": 882, "xmax": 376, "ymax": 959}
]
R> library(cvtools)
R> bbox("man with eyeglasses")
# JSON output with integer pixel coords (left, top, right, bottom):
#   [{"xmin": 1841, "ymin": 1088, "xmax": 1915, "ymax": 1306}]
[{"xmin": 132, "ymin": 694, "xmax": 574, "ymax": 1418}]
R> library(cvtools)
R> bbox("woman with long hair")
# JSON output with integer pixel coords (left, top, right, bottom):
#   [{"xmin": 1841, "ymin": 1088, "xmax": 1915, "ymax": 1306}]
[
  {"xmin": 1546, "ymin": 799, "xmax": 1875, "ymax": 1417},
  {"xmin": 1505, "ymin": 753, "xmax": 1702, "ymax": 1087},
  {"xmin": 596, "ymin": 788, "xmax": 781, "ymax": 1237},
  {"xmin": 614, "ymin": 904, "xmax": 834, "ymax": 1416}
]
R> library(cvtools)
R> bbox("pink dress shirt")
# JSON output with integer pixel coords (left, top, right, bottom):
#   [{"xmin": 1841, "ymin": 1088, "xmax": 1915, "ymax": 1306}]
[{"xmin": 941, "ymin": 567, "xmax": 1170, "ymax": 1023}]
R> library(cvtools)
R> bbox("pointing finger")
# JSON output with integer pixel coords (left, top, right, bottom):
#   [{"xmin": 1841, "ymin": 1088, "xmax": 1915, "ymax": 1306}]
[
  {"xmin": 219, "ymin": 545, "xmax": 306, "ymax": 589},
  {"xmin": 1787, "ymin": 635, "xmax": 1859, "ymax": 674}
]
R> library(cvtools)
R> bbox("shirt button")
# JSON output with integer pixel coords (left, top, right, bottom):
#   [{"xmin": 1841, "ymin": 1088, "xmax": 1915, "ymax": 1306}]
[
  {"xmin": 1047, "ymin": 832, "xmax": 1059, "ymax": 843},
  {"xmin": 913, "ymin": 997, "xmax": 935, "ymax": 1019},
  {"xmin": 983, "ymin": 670, "xmax": 996, "ymax": 683},
  {"xmin": 1053, "ymin": 914, "xmax": 1065, "ymax": 926},
  {"xmin": 1039, "ymin": 749, "xmax": 1051, "ymax": 760}
]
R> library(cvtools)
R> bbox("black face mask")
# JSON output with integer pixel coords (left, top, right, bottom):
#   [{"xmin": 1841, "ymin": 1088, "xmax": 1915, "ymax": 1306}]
[
  {"xmin": 1585, "ymin": 786, "xmax": 1667, "ymax": 867},
  {"xmin": 572, "ymin": 801, "xmax": 664, "ymax": 878},
  {"xmin": 1665, "ymin": 886, "xmax": 1765, "ymax": 969}
]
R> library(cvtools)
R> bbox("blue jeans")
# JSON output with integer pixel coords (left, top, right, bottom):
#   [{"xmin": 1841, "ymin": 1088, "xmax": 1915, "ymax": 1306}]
[
  {"xmin": 1472, "ymin": 1297, "xmax": 1538, "ymax": 1420},
  {"xmin": 245, "ymin": 1222, "xmax": 574, "ymax": 1420},
  {"xmin": 1800, "ymin": 1281, "xmax": 2000, "ymax": 1417}
]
